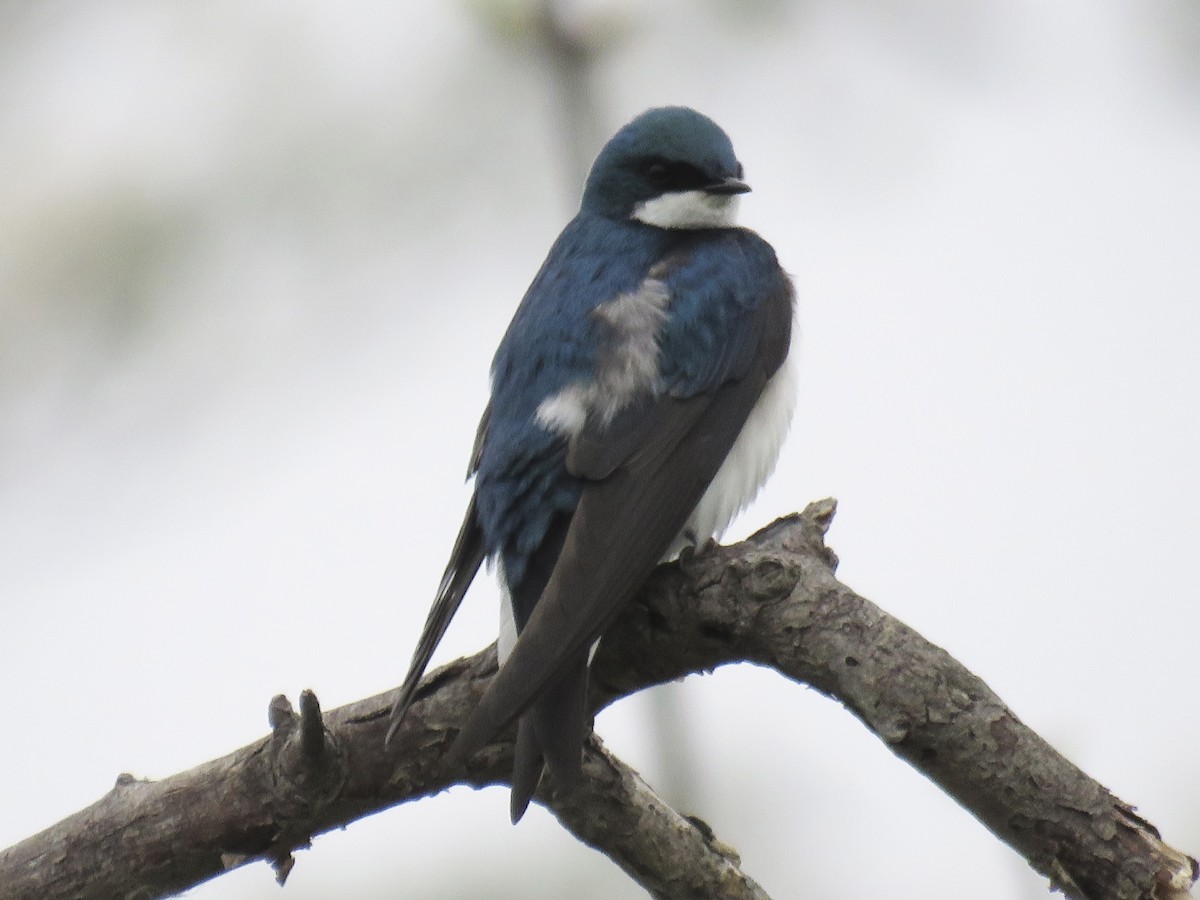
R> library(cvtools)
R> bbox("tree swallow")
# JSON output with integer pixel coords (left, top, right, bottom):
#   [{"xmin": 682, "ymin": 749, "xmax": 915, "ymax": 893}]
[{"xmin": 387, "ymin": 106, "xmax": 795, "ymax": 822}]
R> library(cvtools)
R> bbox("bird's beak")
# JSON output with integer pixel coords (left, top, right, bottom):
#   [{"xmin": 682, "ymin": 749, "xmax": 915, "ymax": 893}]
[{"xmin": 705, "ymin": 175, "xmax": 752, "ymax": 195}]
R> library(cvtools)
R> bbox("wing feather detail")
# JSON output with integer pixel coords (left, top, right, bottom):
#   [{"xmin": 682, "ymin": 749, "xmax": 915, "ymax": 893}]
[{"xmin": 386, "ymin": 496, "xmax": 487, "ymax": 744}]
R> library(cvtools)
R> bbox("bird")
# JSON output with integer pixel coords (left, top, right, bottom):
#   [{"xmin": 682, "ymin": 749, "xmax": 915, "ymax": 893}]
[{"xmin": 386, "ymin": 106, "xmax": 796, "ymax": 823}]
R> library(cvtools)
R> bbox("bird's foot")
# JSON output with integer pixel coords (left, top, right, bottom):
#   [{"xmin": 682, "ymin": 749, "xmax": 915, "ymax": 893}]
[{"xmin": 678, "ymin": 534, "xmax": 720, "ymax": 563}]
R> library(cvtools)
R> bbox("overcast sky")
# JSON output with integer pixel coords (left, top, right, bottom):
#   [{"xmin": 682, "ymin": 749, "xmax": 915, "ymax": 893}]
[{"xmin": 1, "ymin": 2, "xmax": 1198, "ymax": 898}]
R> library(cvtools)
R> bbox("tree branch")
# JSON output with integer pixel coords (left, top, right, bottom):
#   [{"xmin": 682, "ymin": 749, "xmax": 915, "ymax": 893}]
[
  {"xmin": 541, "ymin": 734, "xmax": 770, "ymax": 900},
  {"xmin": 1, "ymin": 500, "xmax": 1194, "ymax": 900}
]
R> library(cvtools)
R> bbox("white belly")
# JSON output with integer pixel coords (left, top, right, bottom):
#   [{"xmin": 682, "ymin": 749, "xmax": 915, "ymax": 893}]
[{"xmin": 668, "ymin": 351, "xmax": 797, "ymax": 559}]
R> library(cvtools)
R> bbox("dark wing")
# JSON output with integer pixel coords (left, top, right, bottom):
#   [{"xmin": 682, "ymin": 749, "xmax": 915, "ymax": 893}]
[
  {"xmin": 451, "ymin": 283, "xmax": 792, "ymax": 760},
  {"xmin": 466, "ymin": 400, "xmax": 491, "ymax": 478},
  {"xmin": 385, "ymin": 404, "xmax": 492, "ymax": 745}
]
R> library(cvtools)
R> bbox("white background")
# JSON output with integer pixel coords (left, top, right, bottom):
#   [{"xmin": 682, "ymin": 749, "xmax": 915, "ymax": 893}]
[{"xmin": 1, "ymin": 2, "xmax": 1197, "ymax": 897}]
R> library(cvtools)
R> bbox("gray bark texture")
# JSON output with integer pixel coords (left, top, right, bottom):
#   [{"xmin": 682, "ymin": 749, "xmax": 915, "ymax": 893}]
[{"xmin": 0, "ymin": 500, "xmax": 1194, "ymax": 900}]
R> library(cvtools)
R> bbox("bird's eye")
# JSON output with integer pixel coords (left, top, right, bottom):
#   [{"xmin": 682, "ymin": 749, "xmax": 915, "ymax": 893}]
[{"xmin": 646, "ymin": 162, "xmax": 668, "ymax": 181}]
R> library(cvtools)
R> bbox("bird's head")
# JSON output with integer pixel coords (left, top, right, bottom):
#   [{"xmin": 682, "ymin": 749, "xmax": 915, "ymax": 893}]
[{"xmin": 580, "ymin": 106, "xmax": 750, "ymax": 229}]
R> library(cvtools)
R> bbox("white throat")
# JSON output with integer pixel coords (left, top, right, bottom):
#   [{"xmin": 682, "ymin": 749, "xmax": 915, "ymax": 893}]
[{"xmin": 632, "ymin": 190, "xmax": 741, "ymax": 230}]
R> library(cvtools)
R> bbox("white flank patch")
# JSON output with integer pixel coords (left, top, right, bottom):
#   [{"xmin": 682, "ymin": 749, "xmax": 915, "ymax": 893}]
[
  {"xmin": 668, "ymin": 351, "xmax": 798, "ymax": 559},
  {"xmin": 534, "ymin": 383, "xmax": 588, "ymax": 436},
  {"xmin": 632, "ymin": 190, "xmax": 740, "ymax": 230},
  {"xmin": 589, "ymin": 277, "xmax": 670, "ymax": 422},
  {"xmin": 535, "ymin": 277, "xmax": 671, "ymax": 437},
  {"xmin": 497, "ymin": 559, "xmax": 517, "ymax": 663}
]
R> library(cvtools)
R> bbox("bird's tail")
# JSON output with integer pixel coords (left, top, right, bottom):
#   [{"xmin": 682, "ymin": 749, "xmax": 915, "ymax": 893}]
[{"xmin": 508, "ymin": 653, "xmax": 589, "ymax": 822}]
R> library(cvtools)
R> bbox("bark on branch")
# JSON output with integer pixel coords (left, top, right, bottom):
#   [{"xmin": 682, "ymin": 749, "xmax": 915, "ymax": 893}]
[{"xmin": 0, "ymin": 500, "xmax": 1194, "ymax": 900}]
